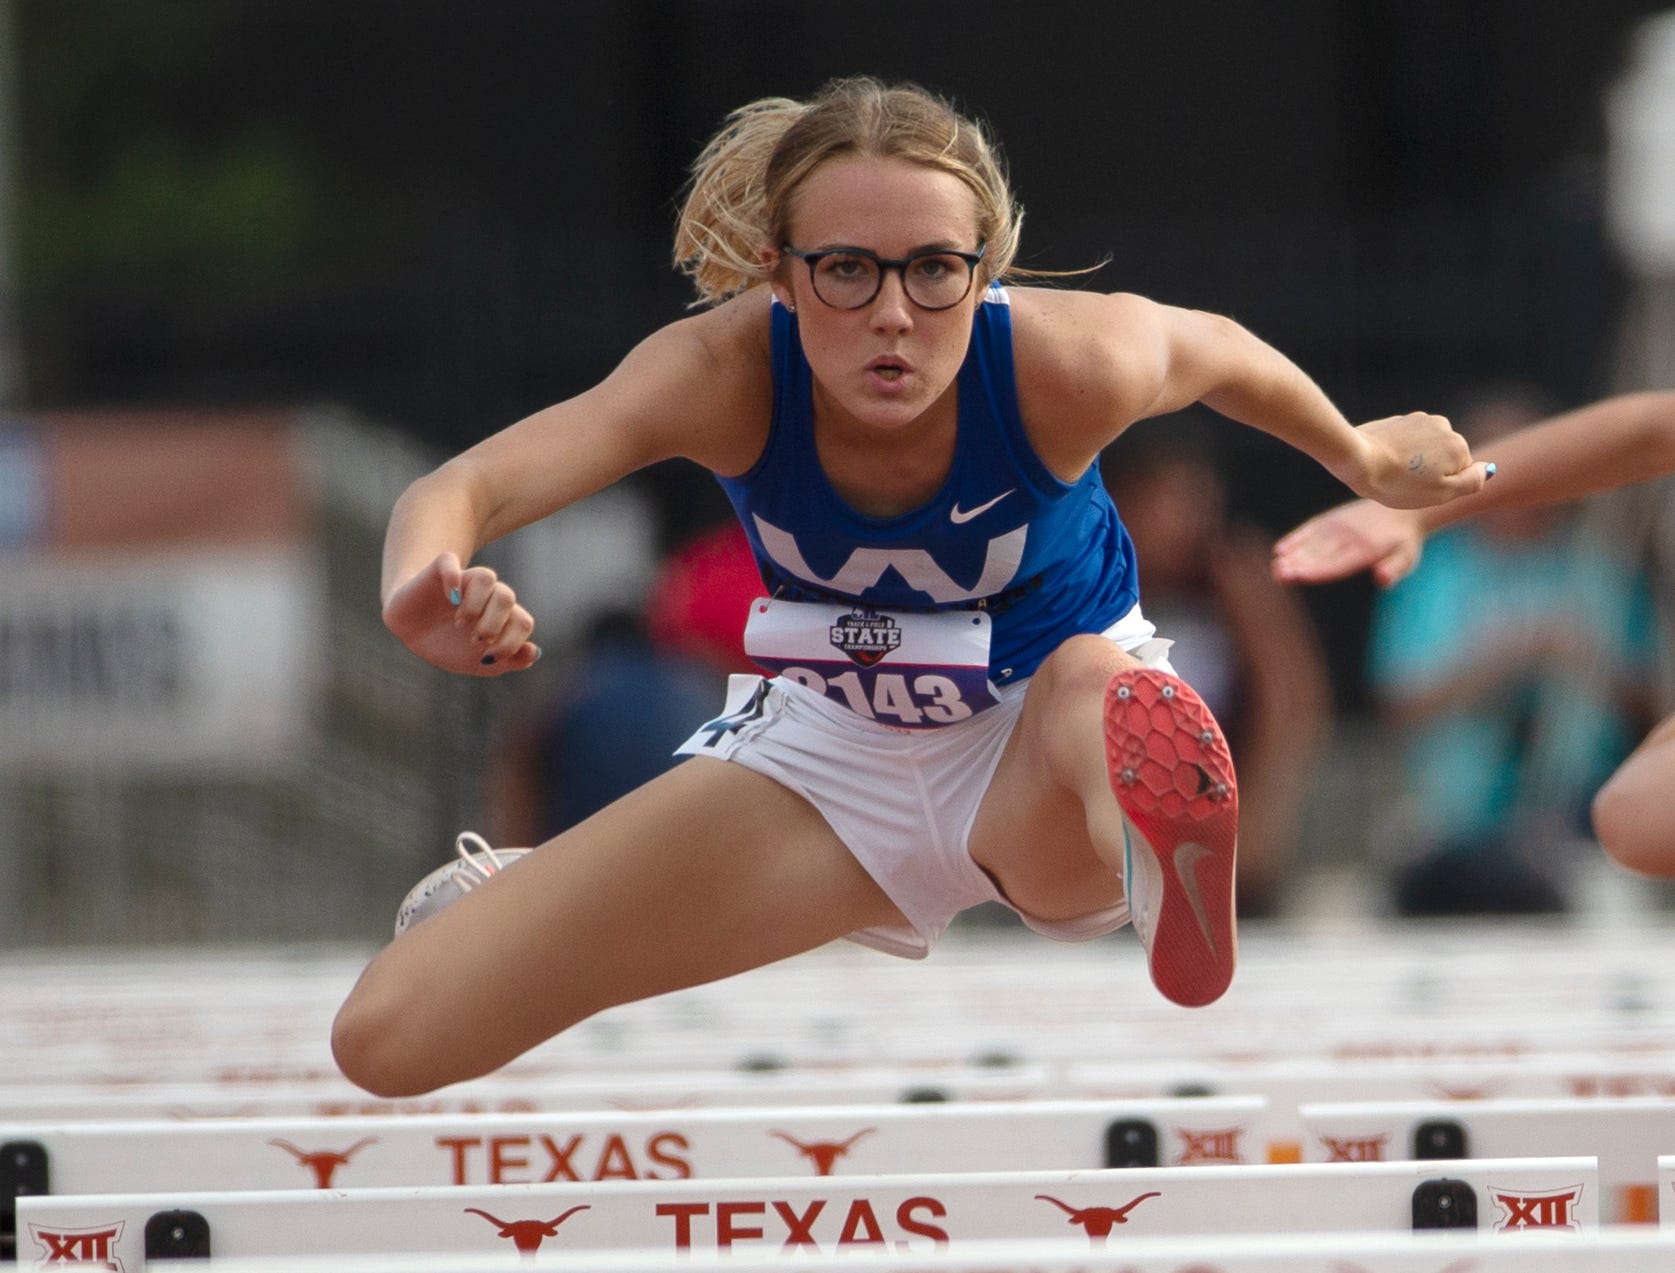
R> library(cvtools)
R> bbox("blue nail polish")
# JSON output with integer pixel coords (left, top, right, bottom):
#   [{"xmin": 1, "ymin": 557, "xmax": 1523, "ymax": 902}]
[
  {"xmin": 450, "ymin": 588, "xmax": 462, "ymax": 605},
  {"xmin": 1485, "ymin": 462, "xmax": 1497, "ymax": 478},
  {"xmin": 530, "ymin": 646, "xmax": 543, "ymax": 663},
  {"xmin": 481, "ymin": 654, "xmax": 496, "ymax": 666}
]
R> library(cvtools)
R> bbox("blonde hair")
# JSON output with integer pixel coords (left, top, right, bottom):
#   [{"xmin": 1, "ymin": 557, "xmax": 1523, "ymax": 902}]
[{"xmin": 673, "ymin": 77, "xmax": 1028, "ymax": 307}]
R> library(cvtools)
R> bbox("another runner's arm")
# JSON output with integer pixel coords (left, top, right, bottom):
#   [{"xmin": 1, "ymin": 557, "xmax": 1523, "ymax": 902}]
[
  {"xmin": 1013, "ymin": 289, "xmax": 1485, "ymax": 509},
  {"xmin": 381, "ymin": 295, "xmax": 769, "ymax": 606},
  {"xmin": 1411, "ymin": 390, "xmax": 1675, "ymax": 535},
  {"xmin": 1272, "ymin": 390, "xmax": 1675, "ymax": 588}
]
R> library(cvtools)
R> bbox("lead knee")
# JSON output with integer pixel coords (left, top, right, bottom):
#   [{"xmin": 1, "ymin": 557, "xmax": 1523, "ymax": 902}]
[
  {"xmin": 1033, "ymin": 633, "xmax": 1136, "ymax": 702},
  {"xmin": 331, "ymin": 989, "xmax": 423, "ymax": 1098},
  {"xmin": 330, "ymin": 966, "xmax": 469, "ymax": 1099}
]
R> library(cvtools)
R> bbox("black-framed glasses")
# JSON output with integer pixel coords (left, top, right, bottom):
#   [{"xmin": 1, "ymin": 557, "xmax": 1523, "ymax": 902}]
[{"xmin": 780, "ymin": 242, "xmax": 986, "ymax": 311}]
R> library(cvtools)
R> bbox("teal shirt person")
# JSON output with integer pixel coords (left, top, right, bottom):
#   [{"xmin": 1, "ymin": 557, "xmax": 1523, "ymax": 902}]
[{"xmin": 1368, "ymin": 523, "xmax": 1657, "ymax": 845}]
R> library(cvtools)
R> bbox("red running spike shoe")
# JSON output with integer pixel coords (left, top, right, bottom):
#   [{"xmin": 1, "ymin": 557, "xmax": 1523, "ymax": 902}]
[{"xmin": 1104, "ymin": 667, "xmax": 1239, "ymax": 1007}]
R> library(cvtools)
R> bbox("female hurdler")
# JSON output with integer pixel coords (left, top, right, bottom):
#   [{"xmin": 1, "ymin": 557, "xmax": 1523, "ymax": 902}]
[{"xmin": 333, "ymin": 77, "xmax": 1486, "ymax": 1098}]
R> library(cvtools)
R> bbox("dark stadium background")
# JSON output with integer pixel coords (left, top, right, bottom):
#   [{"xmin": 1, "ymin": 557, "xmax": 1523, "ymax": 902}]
[{"xmin": 12, "ymin": 0, "xmax": 1671, "ymax": 706}]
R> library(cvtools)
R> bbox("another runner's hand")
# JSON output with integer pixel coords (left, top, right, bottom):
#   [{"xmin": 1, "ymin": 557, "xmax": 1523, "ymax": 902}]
[
  {"xmin": 1271, "ymin": 498, "xmax": 1425, "ymax": 589},
  {"xmin": 1349, "ymin": 412, "xmax": 1491, "ymax": 509},
  {"xmin": 382, "ymin": 552, "xmax": 542, "ymax": 676}
]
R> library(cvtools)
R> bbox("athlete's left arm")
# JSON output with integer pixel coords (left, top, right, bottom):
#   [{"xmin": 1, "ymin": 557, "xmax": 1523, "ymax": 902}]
[{"xmin": 1012, "ymin": 289, "xmax": 1489, "ymax": 509}]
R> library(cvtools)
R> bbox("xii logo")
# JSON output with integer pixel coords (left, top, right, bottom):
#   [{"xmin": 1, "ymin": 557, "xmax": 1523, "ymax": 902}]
[
  {"xmin": 1490, "ymin": 1185, "xmax": 1583, "ymax": 1232},
  {"xmin": 1321, "ymin": 1134, "xmax": 1388, "ymax": 1162},
  {"xmin": 1176, "ymin": 1126, "xmax": 1244, "ymax": 1164},
  {"xmin": 28, "ymin": 1221, "xmax": 125, "ymax": 1270}
]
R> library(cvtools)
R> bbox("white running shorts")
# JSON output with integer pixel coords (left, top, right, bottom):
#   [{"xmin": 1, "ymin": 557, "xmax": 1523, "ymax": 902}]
[{"xmin": 676, "ymin": 605, "xmax": 1176, "ymax": 958}]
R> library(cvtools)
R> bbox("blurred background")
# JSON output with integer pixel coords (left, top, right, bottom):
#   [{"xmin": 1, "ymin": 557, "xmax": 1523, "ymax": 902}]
[{"xmin": 4, "ymin": 0, "xmax": 1675, "ymax": 946}]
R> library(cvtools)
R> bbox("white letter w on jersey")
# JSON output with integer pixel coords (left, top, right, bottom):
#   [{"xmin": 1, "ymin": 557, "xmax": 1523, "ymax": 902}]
[{"xmin": 753, "ymin": 514, "xmax": 1028, "ymax": 604}]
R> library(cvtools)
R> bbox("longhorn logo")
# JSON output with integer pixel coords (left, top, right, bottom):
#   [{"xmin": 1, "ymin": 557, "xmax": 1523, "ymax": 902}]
[
  {"xmin": 770, "ymin": 1128, "xmax": 877, "ymax": 1174},
  {"xmin": 465, "ymin": 1206, "xmax": 591, "ymax": 1255},
  {"xmin": 1034, "ymin": 1192, "xmax": 1161, "ymax": 1246},
  {"xmin": 268, "ymin": 1137, "xmax": 379, "ymax": 1188}
]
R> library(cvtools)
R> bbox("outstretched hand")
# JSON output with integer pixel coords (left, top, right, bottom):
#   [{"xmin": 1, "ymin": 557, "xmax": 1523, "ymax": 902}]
[
  {"xmin": 382, "ymin": 552, "xmax": 542, "ymax": 676},
  {"xmin": 1350, "ymin": 412, "xmax": 1492, "ymax": 509},
  {"xmin": 1271, "ymin": 499, "xmax": 1425, "ymax": 588}
]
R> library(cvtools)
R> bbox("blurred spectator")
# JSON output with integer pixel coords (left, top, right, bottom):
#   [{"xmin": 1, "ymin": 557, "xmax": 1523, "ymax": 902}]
[
  {"xmin": 1103, "ymin": 420, "xmax": 1332, "ymax": 917},
  {"xmin": 487, "ymin": 518, "xmax": 763, "ymax": 847},
  {"xmin": 644, "ymin": 519, "xmax": 762, "ymax": 675},
  {"xmin": 484, "ymin": 605, "xmax": 724, "ymax": 847},
  {"xmin": 501, "ymin": 483, "xmax": 661, "ymax": 660},
  {"xmin": 1364, "ymin": 385, "xmax": 1658, "ymax": 916}
]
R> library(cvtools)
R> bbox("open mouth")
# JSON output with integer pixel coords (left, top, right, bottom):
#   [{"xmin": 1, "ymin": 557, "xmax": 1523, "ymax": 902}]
[{"xmin": 868, "ymin": 358, "xmax": 909, "ymax": 383}]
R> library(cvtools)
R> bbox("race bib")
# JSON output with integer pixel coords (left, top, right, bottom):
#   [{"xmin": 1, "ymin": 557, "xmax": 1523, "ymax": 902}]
[{"xmin": 744, "ymin": 596, "xmax": 999, "ymax": 729}]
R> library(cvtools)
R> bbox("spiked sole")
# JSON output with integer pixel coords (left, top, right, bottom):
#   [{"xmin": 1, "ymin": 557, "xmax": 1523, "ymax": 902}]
[{"xmin": 1104, "ymin": 667, "xmax": 1240, "ymax": 1007}]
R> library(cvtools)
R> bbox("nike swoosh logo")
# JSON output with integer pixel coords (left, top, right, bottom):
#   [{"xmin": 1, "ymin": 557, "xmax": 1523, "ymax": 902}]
[
  {"xmin": 949, "ymin": 489, "xmax": 1014, "ymax": 524},
  {"xmin": 1173, "ymin": 842, "xmax": 1219, "ymax": 959}
]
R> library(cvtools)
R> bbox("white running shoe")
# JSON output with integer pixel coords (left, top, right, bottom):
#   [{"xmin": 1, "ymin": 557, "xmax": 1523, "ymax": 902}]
[{"xmin": 393, "ymin": 832, "xmax": 531, "ymax": 937}]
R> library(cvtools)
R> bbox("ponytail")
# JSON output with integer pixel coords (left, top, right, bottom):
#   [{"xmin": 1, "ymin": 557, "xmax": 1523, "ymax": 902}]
[{"xmin": 673, "ymin": 97, "xmax": 806, "ymax": 307}]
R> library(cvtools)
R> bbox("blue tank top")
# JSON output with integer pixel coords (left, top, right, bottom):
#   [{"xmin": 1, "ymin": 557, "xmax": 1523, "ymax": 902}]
[{"xmin": 716, "ymin": 286, "xmax": 1139, "ymax": 684}]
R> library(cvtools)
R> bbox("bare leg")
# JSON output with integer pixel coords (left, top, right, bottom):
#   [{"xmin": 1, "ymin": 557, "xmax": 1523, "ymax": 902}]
[
  {"xmin": 969, "ymin": 635, "xmax": 1139, "ymax": 918},
  {"xmin": 1593, "ymin": 711, "xmax": 1675, "ymax": 876},
  {"xmin": 332, "ymin": 757, "xmax": 905, "ymax": 1096},
  {"xmin": 970, "ymin": 633, "xmax": 1240, "ymax": 1007}
]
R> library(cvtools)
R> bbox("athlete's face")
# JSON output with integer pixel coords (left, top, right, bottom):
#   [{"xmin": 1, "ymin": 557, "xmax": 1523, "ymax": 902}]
[{"xmin": 771, "ymin": 155, "xmax": 984, "ymax": 434}]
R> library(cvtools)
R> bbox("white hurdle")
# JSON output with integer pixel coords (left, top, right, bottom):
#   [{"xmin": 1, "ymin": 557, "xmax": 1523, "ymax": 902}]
[
  {"xmin": 121, "ymin": 1227, "xmax": 1675, "ymax": 1272},
  {"xmin": 0, "ymin": 1062, "xmax": 1061, "ymax": 1124},
  {"xmin": 0, "ymin": 1096, "xmax": 1270, "ymax": 1198},
  {"xmin": 13, "ymin": 922, "xmax": 1675, "ymax": 1266},
  {"xmin": 1300, "ymin": 1095, "xmax": 1675, "ymax": 1224},
  {"xmin": 11, "ymin": 926, "xmax": 1675, "ymax": 1086},
  {"xmin": 1071, "ymin": 1049, "xmax": 1675, "ymax": 1162},
  {"xmin": 13, "ymin": 1158, "xmax": 1599, "ymax": 1267},
  {"xmin": 1659, "ymin": 1153, "xmax": 1675, "ymax": 1229}
]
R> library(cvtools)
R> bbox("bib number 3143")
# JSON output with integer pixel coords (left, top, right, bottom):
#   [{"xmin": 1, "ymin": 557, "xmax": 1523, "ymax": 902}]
[{"xmin": 744, "ymin": 598, "xmax": 999, "ymax": 729}]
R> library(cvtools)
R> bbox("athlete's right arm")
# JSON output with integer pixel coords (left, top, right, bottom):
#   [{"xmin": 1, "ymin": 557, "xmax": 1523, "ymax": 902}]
[{"xmin": 381, "ymin": 291, "xmax": 772, "ymax": 676}]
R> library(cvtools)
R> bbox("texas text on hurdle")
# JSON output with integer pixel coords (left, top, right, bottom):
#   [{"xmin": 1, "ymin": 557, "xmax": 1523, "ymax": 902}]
[
  {"xmin": 0, "ymin": 1094, "xmax": 1269, "ymax": 1203},
  {"xmin": 14, "ymin": 1157, "xmax": 1600, "ymax": 1267}
]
